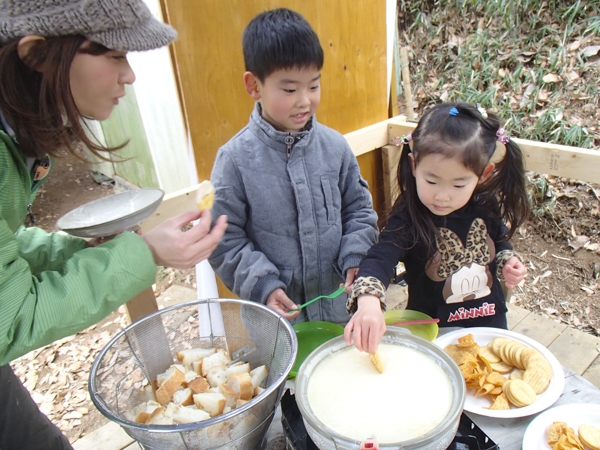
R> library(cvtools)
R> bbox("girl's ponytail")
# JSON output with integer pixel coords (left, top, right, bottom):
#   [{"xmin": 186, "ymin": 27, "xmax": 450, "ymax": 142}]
[
  {"xmin": 478, "ymin": 136, "xmax": 530, "ymax": 238},
  {"xmin": 390, "ymin": 135, "xmax": 437, "ymax": 254}
]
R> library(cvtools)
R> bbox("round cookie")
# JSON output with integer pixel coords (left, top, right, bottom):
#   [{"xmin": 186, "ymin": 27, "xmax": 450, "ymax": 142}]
[{"xmin": 579, "ymin": 424, "xmax": 600, "ymax": 450}]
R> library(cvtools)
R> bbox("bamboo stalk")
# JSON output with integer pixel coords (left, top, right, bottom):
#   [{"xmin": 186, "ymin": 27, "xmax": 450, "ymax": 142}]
[{"xmin": 399, "ymin": 47, "xmax": 415, "ymax": 121}]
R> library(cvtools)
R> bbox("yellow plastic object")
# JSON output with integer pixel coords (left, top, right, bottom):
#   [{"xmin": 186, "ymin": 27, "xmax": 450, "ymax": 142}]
[
  {"xmin": 289, "ymin": 321, "xmax": 344, "ymax": 378},
  {"xmin": 384, "ymin": 309, "xmax": 439, "ymax": 341}
]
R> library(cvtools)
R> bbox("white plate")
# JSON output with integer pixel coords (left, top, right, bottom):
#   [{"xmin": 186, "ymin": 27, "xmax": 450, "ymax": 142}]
[
  {"xmin": 434, "ymin": 327, "xmax": 565, "ymax": 418},
  {"xmin": 56, "ymin": 188, "xmax": 164, "ymax": 238},
  {"xmin": 522, "ymin": 403, "xmax": 600, "ymax": 449}
]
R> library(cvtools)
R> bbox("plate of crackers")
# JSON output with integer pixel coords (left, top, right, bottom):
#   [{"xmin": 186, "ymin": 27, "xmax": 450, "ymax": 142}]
[
  {"xmin": 522, "ymin": 403, "xmax": 600, "ymax": 449},
  {"xmin": 434, "ymin": 328, "xmax": 565, "ymax": 418}
]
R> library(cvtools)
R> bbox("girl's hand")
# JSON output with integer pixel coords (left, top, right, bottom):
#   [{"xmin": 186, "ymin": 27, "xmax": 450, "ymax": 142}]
[
  {"xmin": 343, "ymin": 268, "xmax": 359, "ymax": 292},
  {"xmin": 142, "ymin": 209, "xmax": 227, "ymax": 268},
  {"xmin": 266, "ymin": 288, "xmax": 300, "ymax": 319},
  {"xmin": 344, "ymin": 295, "xmax": 386, "ymax": 354},
  {"xmin": 502, "ymin": 256, "xmax": 527, "ymax": 289}
]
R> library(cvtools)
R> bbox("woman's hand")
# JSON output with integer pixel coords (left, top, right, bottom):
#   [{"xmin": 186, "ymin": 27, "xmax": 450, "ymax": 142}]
[
  {"xmin": 266, "ymin": 288, "xmax": 300, "ymax": 319},
  {"xmin": 344, "ymin": 295, "xmax": 386, "ymax": 354},
  {"xmin": 142, "ymin": 209, "xmax": 227, "ymax": 268},
  {"xmin": 502, "ymin": 256, "xmax": 527, "ymax": 289}
]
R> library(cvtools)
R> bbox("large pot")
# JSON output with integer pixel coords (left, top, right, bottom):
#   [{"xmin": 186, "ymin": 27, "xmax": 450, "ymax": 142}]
[{"xmin": 295, "ymin": 328, "xmax": 465, "ymax": 449}]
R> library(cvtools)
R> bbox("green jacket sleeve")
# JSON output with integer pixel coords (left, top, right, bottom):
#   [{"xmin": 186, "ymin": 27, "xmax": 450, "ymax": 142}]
[
  {"xmin": 15, "ymin": 226, "xmax": 87, "ymax": 275},
  {"xmin": 0, "ymin": 221, "xmax": 157, "ymax": 365}
]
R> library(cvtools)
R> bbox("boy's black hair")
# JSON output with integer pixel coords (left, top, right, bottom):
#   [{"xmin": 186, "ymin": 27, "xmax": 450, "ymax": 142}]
[{"xmin": 242, "ymin": 8, "xmax": 324, "ymax": 82}]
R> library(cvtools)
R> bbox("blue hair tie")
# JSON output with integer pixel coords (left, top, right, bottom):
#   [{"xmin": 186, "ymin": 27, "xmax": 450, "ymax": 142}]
[{"xmin": 449, "ymin": 107, "xmax": 459, "ymax": 116}]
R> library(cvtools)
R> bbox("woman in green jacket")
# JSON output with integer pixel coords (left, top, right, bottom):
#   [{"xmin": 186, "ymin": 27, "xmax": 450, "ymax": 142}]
[{"xmin": 0, "ymin": 1, "xmax": 227, "ymax": 448}]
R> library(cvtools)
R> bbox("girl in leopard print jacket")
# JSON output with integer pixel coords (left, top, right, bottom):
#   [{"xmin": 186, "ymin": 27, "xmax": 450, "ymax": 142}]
[{"xmin": 345, "ymin": 103, "xmax": 530, "ymax": 350}]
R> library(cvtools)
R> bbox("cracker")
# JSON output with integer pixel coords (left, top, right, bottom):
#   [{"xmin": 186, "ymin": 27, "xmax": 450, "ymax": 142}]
[
  {"xmin": 522, "ymin": 360, "xmax": 552, "ymax": 394},
  {"xmin": 579, "ymin": 424, "xmax": 600, "ymax": 450},
  {"xmin": 478, "ymin": 345, "xmax": 501, "ymax": 364},
  {"xmin": 509, "ymin": 368, "xmax": 525, "ymax": 380},
  {"xmin": 503, "ymin": 379, "xmax": 536, "ymax": 407}
]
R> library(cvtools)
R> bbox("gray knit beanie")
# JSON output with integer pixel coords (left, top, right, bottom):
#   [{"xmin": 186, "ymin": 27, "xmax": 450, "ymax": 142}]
[{"xmin": 0, "ymin": 0, "xmax": 177, "ymax": 52}]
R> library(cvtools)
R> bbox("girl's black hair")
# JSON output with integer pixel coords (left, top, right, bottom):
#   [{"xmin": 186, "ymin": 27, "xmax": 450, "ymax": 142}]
[
  {"xmin": 242, "ymin": 8, "xmax": 324, "ymax": 82},
  {"xmin": 392, "ymin": 102, "xmax": 530, "ymax": 255}
]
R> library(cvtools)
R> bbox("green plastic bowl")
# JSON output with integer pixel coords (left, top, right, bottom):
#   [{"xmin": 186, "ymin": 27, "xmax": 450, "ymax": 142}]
[
  {"xmin": 289, "ymin": 321, "xmax": 344, "ymax": 378},
  {"xmin": 384, "ymin": 309, "xmax": 439, "ymax": 341}
]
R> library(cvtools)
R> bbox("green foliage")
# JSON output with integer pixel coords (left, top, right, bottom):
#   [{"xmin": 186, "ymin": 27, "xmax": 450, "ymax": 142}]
[{"xmin": 398, "ymin": 0, "xmax": 600, "ymax": 151}]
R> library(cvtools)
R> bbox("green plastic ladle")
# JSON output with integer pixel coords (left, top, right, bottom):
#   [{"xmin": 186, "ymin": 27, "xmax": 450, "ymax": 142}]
[{"xmin": 288, "ymin": 286, "xmax": 347, "ymax": 313}]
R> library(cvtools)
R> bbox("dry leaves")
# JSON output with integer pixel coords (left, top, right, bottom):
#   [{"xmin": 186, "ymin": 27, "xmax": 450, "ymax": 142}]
[
  {"xmin": 509, "ymin": 175, "xmax": 600, "ymax": 336},
  {"xmin": 9, "ymin": 308, "xmax": 130, "ymax": 440}
]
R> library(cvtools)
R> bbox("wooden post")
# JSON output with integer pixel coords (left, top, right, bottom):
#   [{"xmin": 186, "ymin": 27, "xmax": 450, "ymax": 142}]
[
  {"xmin": 399, "ymin": 47, "xmax": 415, "ymax": 121},
  {"xmin": 382, "ymin": 144, "xmax": 402, "ymax": 212},
  {"xmin": 125, "ymin": 287, "xmax": 159, "ymax": 324}
]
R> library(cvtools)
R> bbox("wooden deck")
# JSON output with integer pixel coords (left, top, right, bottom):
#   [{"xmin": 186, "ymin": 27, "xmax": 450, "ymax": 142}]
[{"xmin": 72, "ymin": 286, "xmax": 600, "ymax": 450}]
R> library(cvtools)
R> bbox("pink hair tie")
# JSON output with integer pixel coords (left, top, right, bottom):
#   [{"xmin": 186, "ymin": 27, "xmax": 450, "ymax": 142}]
[
  {"xmin": 496, "ymin": 128, "xmax": 510, "ymax": 145},
  {"xmin": 392, "ymin": 133, "xmax": 412, "ymax": 146}
]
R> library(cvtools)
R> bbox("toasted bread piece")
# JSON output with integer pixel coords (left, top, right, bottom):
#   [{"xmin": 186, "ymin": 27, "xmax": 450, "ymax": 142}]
[
  {"xmin": 169, "ymin": 404, "xmax": 211, "ymax": 424},
  {"xmin": 370, "ymin": 351, "xmax": 383, "ymax": 373},
  {"xmin": 225, "ymin": 362, "xmax": 251, "ymax": 377},
  {"xmin": 145, "ymin": 406, "xmax": 174, "ymax": 425},
  {"xmin": 139, "ymin": 384, "xmax": 156, "ymax": 403},
  {"xmin": 172, "ymin": 387, "xmax": 194, "ymax": 406},
  {"xmin": 253, "ymin": 386, "xmax": 265, "ymax": 398},
  {"xmin": 236, "ymin": 398, "xmax": 250, "ymax": 408},
  {"xmin": 155, "ymin": 367, "xmax": 186, "ymax": 405},
  {"xmin": 220, "ymin": 382, "xmax": 239, "ymax": 408},
  {"xmin": 196, "ymin": 180, "xmax": 215, "ymax": 211},
  {"xmin": 201, "ymin": 349, "xmax": 231, "ymax": 377},
  {"xmin": 134, "ymin": 400, "xmax": 162, "ymax": 424},
  {"xmin": 193, "ymin": 392, "xmax": 226, "ymax": 417},
  {"xmin": 249, "ymin": 365, "xmax": 269, "ymax": 389},
  {"xmin": 192, "ymin": 361, "xmax": 202, "ymax": 374},
  {"xmin": 176, "ymin": 347, "xmax": 216, "ymax": 371},
  {"xmin": 172, "ymin": 364, "xmax": 187, "ymax": 376},
  {"xmin": 183, "ymin": 370, "xmax": 200, "ymax": 386},
  {"xmin": 206, "ymin": 366, "xmax": 228, "ymax": 387},
  {"xmin": 225, "ymin": 372, "xmax": 253, "ymax": 401},
  {"xmin": 188, "ymin": 376, "xmax": 210, "ymax": 394}
]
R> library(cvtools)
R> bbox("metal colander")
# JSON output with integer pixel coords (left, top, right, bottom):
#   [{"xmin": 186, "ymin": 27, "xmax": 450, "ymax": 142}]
[{"xmin": 89, "ymin": 298, "xmax": 297, "ymax": 450}]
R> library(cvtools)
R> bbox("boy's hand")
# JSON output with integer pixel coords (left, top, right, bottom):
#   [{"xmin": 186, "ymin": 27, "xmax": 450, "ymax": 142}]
[
  {"xmin": 266, "ymin": 288, "xmax": 300, "ymax": 320},
  {"xmin": 343, "ymin": 268, "xmax": 359, "ymax": 292},
  {"xmin": 502, "ymin": 256, "xmax": 527, "ymax": 289},
  {"xmin": 344, "ymin": 295, "xmax": 386, "ymax": 354}
]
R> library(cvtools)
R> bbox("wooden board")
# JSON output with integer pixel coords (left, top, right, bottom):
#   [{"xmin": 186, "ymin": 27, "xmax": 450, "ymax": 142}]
[
  {"xmin": 381, "ymin": 144, "xmax": 401, "ymax": 212},
  {"xmin": 162, "ymin": 0, "xmax": 388, "ymax": 184},
  {"xmin": 387, "ymin": 121, "xmax": 600, "ymax": 185},
  {"xmin": 72, "ymin": 420, "xmax": 133, "ymax": 450}
]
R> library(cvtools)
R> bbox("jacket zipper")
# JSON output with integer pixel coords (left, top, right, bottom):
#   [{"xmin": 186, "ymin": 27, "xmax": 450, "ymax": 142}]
[{"xmin": 284, "ymin": 134, "xmax": 295, "ymax": 160}]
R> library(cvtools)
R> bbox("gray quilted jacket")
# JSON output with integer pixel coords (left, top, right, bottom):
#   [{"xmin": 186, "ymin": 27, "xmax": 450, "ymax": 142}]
[{"xmin": 208, "ymin": 103, "xmax": 378, "ymax": 324}]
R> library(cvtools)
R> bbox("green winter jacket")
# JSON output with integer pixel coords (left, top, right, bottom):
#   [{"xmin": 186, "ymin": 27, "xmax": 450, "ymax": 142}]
[{"xmin": 0, "ymin": 128, "xmax": 157, "ymax": 366}]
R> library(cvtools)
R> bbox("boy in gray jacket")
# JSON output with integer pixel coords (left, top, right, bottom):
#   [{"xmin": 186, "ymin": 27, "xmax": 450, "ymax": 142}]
[{"xmin": 209, "ymin": 8, "xmax": 385, "ymax": 352}]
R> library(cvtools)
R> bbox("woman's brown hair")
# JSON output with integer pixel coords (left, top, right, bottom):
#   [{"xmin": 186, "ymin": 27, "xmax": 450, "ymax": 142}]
[{"xmin": 0, "ymin": 35, "xmax": 123, "ymax": 159}]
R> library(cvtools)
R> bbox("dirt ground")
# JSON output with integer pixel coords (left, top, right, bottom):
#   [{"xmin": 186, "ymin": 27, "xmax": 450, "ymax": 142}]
[{"xmin": 9, "ymin": 149, "xmax": 600, "ymax": 443}]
